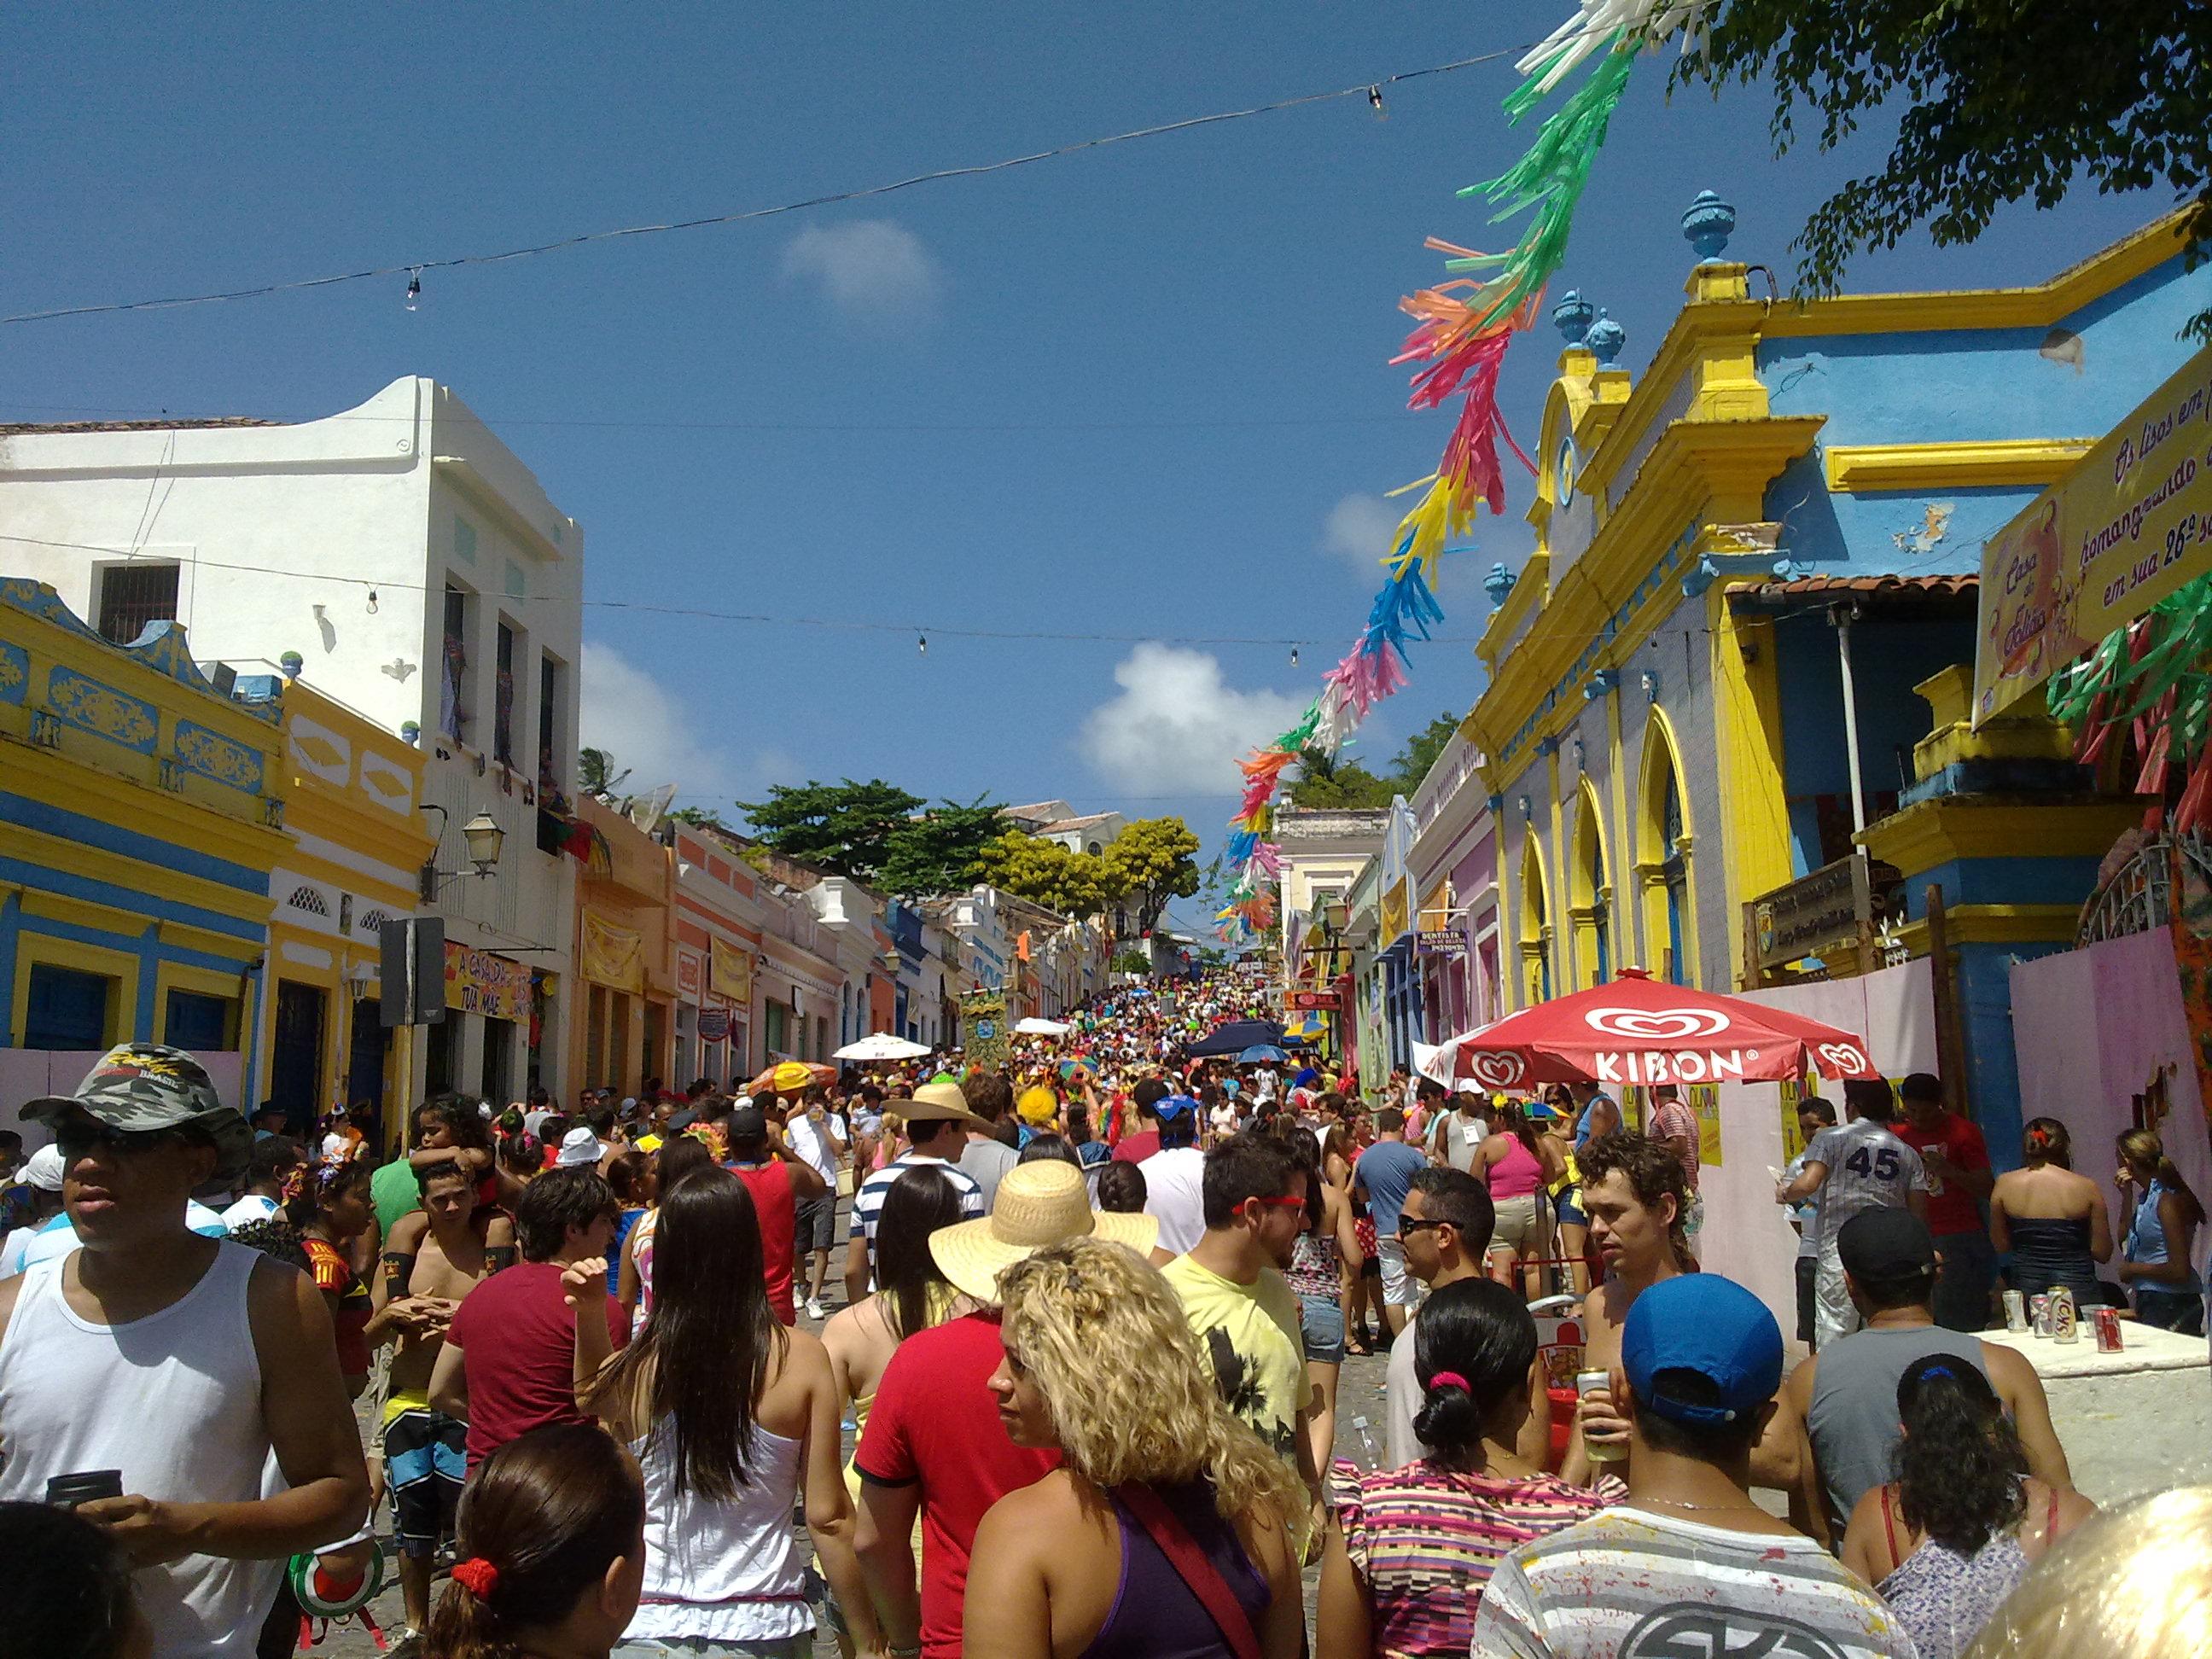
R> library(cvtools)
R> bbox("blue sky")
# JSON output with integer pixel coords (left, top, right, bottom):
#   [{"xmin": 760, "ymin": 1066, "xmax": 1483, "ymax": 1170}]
[{"xmin": 1, "ymin": 4, "xmax": 2166, "ymax": 934}]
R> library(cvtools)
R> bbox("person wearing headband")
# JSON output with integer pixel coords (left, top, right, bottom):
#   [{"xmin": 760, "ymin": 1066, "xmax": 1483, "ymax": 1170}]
[{"xmin": 1319, "ymin": 1278, "xmax": 1610, "ymax": 1659}]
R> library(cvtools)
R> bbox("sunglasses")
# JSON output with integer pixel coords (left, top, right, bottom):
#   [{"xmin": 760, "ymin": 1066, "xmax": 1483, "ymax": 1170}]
[
  {"xmin": 53, "ymin": 1121, "xmax": 186, "ymax": 1161},
  {"xmin": 1396, "ymin": 1217, "xmax": 1450, "ymax": 1237}
]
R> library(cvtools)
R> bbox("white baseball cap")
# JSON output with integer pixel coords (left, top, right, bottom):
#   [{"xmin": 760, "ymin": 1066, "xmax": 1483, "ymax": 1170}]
[
  {"xmin": 555, "ymin": 1126, "xmax": 607, "ymax": 1167},
  {"xmin": 21, "ymin": 1145, "xmax": 63, "ymax": 1191}
]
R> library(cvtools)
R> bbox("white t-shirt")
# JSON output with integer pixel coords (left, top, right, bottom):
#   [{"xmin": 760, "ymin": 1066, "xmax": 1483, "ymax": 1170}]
[
  {"xmin": 1383, "ymin": 1310, "xmax": 1423, "ymax": 1467},
  {"xmin": 1140, "ymin": 1146, "xmax": 1208, "ymax": 1256},
  {"xmin": 3, "ymin": 1202, "xmax": 230, "ymax": 1278},
  {"xmin": 219, "ymin": 1193, "xmax": 280, "ymax": 1231},
  {"xmin": 1471, "ymin": 1506, "xmax": 1919, "ymax": 1657},
  {"xmin": 1807, "ymin": 1118, "xmax": 1931, "ymax": 1254},
  {"xmin": 784, "ymin": 1114, "xmax": 847, "ymax": 1187}
]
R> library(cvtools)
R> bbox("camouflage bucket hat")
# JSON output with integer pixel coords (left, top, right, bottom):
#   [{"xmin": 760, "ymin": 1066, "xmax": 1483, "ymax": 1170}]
[{"xmin": 20, "ymin": 1043, "xmax": 253, "ymax": 1183}]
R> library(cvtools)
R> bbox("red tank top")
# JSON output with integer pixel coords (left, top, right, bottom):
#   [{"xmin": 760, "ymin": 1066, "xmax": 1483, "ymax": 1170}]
[{"xmin": 731, "ymin": 1161, "xmax": 798, "ymax": 1325}]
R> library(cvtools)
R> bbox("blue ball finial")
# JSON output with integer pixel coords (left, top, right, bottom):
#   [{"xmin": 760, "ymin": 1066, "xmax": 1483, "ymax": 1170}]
[
  {"xmin": 1682, "ymin": 189, "xmax": 1737, "ymax": 262},
  {"xmin": 1484, "ymin": 562, "xmax": 1516, "ymax": 606},
  {"xmin": 1551, "ymin": 289, "xmax": 1595, "ymax": 345},
  {"xmin": 1586, "ymin": 308, "xmax": 1626, "ymax": 367},
  {"xmin": 400, "ymin": 720, "xmax": 421, "ymax": 745}
]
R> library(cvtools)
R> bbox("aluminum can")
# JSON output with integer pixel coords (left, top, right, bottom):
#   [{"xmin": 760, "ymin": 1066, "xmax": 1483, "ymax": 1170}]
[
  {"xmin": 2050, "ymin": 1285, "xmax": 2079, "ymax": 1343},
  {"xmin": 2002, "ymin": 1289, "xmax": 2028, "ymax": 1332},
  {"xmin": 2093, "ymin": 1306, "xmax": 2124, "ymax": 1353},
  {"xmin": 2029, "ymin": 1294, "xmax": 2052, "ymax": 1337},
  {"xmin": 1575, "ymin": 1369, "xmax": 1626, "ymax": 1464}
]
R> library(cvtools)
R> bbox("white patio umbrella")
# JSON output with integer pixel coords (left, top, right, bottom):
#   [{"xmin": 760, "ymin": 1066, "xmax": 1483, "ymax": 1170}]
[
  {"xmin": 832, "ymin": 1031, "xmax": 933, "ymax": 1062},
  {"xmin": 1013, "ymin": 1016, "xmax": 1073, "ymax": 1037}
]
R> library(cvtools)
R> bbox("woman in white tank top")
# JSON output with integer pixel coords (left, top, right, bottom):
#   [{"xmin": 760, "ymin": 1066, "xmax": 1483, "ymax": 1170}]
[{"xmin": 569, "ymin": 1163, "xmax": 883, "ymax": 1658}]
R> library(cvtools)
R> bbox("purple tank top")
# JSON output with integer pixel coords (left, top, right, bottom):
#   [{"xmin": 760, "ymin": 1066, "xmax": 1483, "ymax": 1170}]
[{"xmin": 1084, "ymin": 1481, "xmax": 1269, "ymax": 1659}]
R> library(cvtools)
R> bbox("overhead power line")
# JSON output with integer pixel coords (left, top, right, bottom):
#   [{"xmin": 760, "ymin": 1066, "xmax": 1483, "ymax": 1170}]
[{"xmin": 0, "ymin": 35, "xmax": 1596, "ymax": 328}]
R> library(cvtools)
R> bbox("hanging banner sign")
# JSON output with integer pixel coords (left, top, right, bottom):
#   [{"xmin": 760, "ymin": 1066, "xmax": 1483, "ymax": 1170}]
[
  {"xmin": 1380, "ymin": 880, "xmax": 1412, "ymax": 945},
  {"xmin": 1286, "ymin": 989, "xmax": 1343, "ymax": 1011},
  {"xmin": 580, "ymin": 911, "xmax": 645, "ymax": 993},
  {"xmin": 1976, "ymin": 345, "xmax": 2212, "ymax": 725},
  {"xmin": 697, "ymin": 1006, "xmax": 731, "ymax": 1043},
  {"xmin": 444, "ymin": 942, "xmax": 531, "ymax": 1022},
  {"xmin": 711, "ymin": 938, "xmax": 754, "ymax": 1003},
  {"xmin": 962, "ymin": 990, "xmax": 1009, "ymax": 1071},
  {"xmin": 1418, "ymin": 929, "xmax": 1468, "ymax": 958},
  {"xmin": 676, "ymin": 951, "xmax": 701, "ymax": 998}
]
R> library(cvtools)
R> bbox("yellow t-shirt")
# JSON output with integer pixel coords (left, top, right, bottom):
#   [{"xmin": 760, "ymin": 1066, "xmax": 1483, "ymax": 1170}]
[{"xmin": 1161, "ymin": 1254, "xmax": 1307, "ymax": 1465}]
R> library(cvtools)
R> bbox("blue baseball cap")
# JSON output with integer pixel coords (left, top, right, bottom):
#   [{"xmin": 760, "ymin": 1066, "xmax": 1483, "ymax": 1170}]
[
  {"xmin": 1621, "ymin": 1276, "xmax": 1784, "ymax": 1427},
  {"xmin": 1155, "ymin": 1093, "xmax": 1199, "ymax": 1121}
]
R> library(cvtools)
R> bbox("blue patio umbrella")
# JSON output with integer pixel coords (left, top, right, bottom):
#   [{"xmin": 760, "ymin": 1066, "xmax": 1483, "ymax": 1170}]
[{"xmin": 1236, "ymin": 1044, "xmax": 1291, "ymax": 1064}]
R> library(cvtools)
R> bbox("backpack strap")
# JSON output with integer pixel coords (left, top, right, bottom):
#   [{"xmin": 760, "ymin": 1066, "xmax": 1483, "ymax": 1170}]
[{"xmin": 1113, "ymin": 1482, "xmax": 1263, "ymax": 1659}]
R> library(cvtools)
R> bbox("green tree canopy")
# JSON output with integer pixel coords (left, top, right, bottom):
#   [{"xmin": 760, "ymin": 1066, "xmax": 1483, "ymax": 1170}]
[
  {"xmin": 873, "ymin": 797, "xmax": 1006, "ymax": 898},
  {"xmin": 737, "ymin": 779, "xmax": 926, "ymax": 879},
  {"xmin": 976, "ymin": 830, "xmax": 1121, "ymax": 918},
  {"xmin": 577, "ymin": 747, "xmax": 632, "ymax": 803},
  {"xmin": 1100, "ymin": 816, "xmax": 1202, "ymax": 935},
  {"xmin": 668, "ymin": 804, "xmax": 729, "ymax": 830},
  {"xmin": 1285, "ymin": 713, "xmax": 1464, "ymax": 809},
  {"xmin": 1680, "ymin": 4, "xmax": 2212, "ymax": 331}
]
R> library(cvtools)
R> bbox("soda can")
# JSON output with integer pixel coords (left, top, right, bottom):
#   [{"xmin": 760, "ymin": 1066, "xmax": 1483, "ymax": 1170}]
[
  {"xmin": 1575, "ymin": 1369, "xmax": 1627, "ymax": 1464},
  {"xmin": 2002, "ymin": 1289, "xmax": 2028, "ymax": 1332},
  {"xmin": 2094, "ymin": 1307, "xmax": 2124, "ymax": 1353},
  {"xmin": 2029, "ymin": 1294, "xmax": 2052, "ymax": 1337},
  {"xmin": 2050, "ymin": 1286, "xmax": 2079, "ymax": 1344}
]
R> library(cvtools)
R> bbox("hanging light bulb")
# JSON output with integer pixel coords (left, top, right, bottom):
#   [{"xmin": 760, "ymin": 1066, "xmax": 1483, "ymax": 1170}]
[
  {"xmin": 917, "ymin": 632, "xmax": 928, "ymax": 656},
  {"xmin": 365, "ymin": 588, "xmax": 380, "ymax": 614},
  {"xmin": 405, "ymin": 270, "xmax": 422, "ymax": 311},
  {"xmin": 1367, "ymin": 84, "xmax": 1387, "ymax": 120},
  {"xmin": 1289, "ymin": 644, "xmax": 1300, "ymax": 667}
]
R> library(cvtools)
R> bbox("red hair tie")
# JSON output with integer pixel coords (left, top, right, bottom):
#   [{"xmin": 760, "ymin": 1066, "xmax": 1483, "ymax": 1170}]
[
  {"xmin": 450, "ymin": 1558, "xmax": 501, "ymax": 1598},
  {"xmin": 1428, "ymin": 1371, "xmax": 1471, "ymax": 1393}
]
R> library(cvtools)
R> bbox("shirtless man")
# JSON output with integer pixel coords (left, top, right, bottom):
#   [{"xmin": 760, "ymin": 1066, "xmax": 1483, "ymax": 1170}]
[
  {"xmin": 1560, "ymin": 1132, "xmax": 1690, "ymax": 1486},
  {"xmin": 368, "ymin": 1158, "xmax": 513, "ymax": 1647}
]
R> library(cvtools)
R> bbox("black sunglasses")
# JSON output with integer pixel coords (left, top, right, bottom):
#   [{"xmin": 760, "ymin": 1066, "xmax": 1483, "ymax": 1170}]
[
  {"xmin": 1396, "ymin": 1216, "xmax": 1450, "ymax": 1238},
  {"xmin": 52, "ymin": 1121, "xmax": 186, "ymax": 1161}
]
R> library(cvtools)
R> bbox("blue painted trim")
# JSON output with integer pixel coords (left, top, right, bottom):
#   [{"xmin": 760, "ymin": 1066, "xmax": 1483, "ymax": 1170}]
[
  {"xmin": 15, "ymin": 910, "xmax": 253, "ymax": 969},
  {"xmin": 0, "ymin": 894, "xmax": 17, "ymax": 1045},
  {"xmin": 0, "ymin": 791, "xmax": 270, "ymax": 894},
  {"xmin": 0, "ymin": 858, "xmax": 264, "ymax": 942}
]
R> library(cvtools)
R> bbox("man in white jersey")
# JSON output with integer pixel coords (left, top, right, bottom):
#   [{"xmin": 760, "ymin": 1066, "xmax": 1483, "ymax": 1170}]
[
  {"xmin": 0, "ymin": 1046, "xmax": 368, "ymax": 1659},
  {"xmin": 1778, "ymin": 1076, "xmax": 1931, "ymax": 1348},
  {"xmin": 1470, "ymin": 1274, "xmax": 1918, "ymax": 1659}
]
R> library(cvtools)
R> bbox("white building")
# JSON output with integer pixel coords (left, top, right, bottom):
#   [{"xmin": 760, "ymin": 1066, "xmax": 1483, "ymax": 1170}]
[
  {"xmin": 1002, "ymin": 800, "xmax": 1127, "ymax": 856},
  {"xmin": 0, "ymin": 377, "xmax": 585, "ymax": 1102}
]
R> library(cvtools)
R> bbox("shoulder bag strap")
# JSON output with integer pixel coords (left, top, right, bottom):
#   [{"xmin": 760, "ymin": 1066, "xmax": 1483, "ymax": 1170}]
[{"xmin": 1113, "ymin": 1482, "xmax": 1264, "ymax": 1659}]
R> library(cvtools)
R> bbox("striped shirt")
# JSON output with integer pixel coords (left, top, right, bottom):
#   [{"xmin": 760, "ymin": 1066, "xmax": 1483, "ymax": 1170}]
[
  {"xmin": 1470, "ymin": 1507, "xmax": 1922, "ymax": 1658},
  {"xmin": 848, "ymin": 1154, "xmax": 984, "ymax": 1261},
  {"xmin": 1328, "ymin": 1460, "xmax": 1613, "ymax": 1656}
]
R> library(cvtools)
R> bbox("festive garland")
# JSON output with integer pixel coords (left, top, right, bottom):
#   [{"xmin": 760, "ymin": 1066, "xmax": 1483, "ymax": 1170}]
[
  {"xmin": 2046, "ymin": 568, "xmax": 2212, "ymax": 831},
  {"xmin": 1218, "ymin": 3, "xmax": 1708, "ymax": 943}
]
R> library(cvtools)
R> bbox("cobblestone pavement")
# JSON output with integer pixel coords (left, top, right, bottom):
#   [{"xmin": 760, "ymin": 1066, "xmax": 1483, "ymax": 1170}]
[{"xmin": 311, "ymin": 1291, "xmax": 1401, "ymax": 1656}]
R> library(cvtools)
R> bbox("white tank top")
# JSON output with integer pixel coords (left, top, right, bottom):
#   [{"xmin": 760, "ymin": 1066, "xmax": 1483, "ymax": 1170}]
[
  {"xmin": 626, "ymin": 1416, "xmax": 809, "ymax": 1643},
  {"xmin": 0, "ymin": 1242, "xmax": 280, "ymax": 1658}
]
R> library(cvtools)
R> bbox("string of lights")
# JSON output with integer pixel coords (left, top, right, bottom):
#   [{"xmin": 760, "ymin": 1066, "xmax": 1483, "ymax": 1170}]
[{"xmin": 0, "ymin": 27, "xmax": 1627, "ymax": 328}]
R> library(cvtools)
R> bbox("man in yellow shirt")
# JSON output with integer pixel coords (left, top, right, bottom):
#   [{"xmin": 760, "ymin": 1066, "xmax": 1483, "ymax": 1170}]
[{"xmin": 1160, "ymin": 1131, "xmax": 1323, "ymax": 1538}]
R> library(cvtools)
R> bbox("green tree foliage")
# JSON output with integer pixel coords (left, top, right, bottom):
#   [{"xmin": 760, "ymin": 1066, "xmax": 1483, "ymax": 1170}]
[
  {"xmin": 737, "ymin": 779, "xmax": 926, "ymax": 879},
  {"xmin": 577, "ymin": 747, "xmax": 632, "ymax": 802},
  {"xmin": 976, "ymin": 831, "xmax": 1121, "ymax": 918},
  {"xmin": 1679, "ymin": 4, "xmax": 2212, "ymax": 332},
  {"xmin": 1394, "ymin": 712, "xmax": 1463, "ymax": 794},
  {"xmin": 873, "ymin": 798, "xmax": 1006, "ymax": 898},
  {"xmin": 1110, "ymin": 946, "xmax": 1153, "ymax": 975},
  {"xmin": 1100, "ymin": 817, "xmax": 1203, "ymax": 935},
  {"xmin": 1285, "ymin": 714, "xmax": 1464, "ymax": 809},
  {"xmin": 668, "ymin": 805, "xmax": 729, "ymax": 830}
]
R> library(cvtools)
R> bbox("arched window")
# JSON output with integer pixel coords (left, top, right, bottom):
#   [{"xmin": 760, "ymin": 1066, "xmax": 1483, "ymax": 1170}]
[
  {"xmin": 1570, "ymin": 784, "xmax": 1611, "ymax": 988},
  {"xmin": 1520, "ymin": 833, "xmax": 1553, "ymax": 1006},
  {"xmin": 1637, "ymin": 712, "xmax": 1697, "ymax": 987}
]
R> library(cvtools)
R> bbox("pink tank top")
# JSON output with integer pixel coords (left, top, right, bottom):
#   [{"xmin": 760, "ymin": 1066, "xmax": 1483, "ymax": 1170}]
[{"xmin": 1487, "ymin": 1135, "xmax": 1544, "ymax": 1200}]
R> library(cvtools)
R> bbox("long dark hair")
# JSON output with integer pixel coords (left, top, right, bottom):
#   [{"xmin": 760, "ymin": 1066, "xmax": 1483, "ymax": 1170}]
[
  {"xmin": 1412, "ymin": 1278, "xmax": 1538, "ymax": 1467},
  {"xmin": 282, "ymin": 1155, "xmax": 371, "ymax": 1231},
  {"xmin": 1495, "ymin": 1097, "xmax": 1541, "ymax": 1157},
  {"xmin": 1893, "ymin": 1357, "xmax": 2027, "ymax": 1555},
  {"xmin": 426, "ymin": 1094, "xmax": 491, "ymax": 1151},
  {"xmin": 427, "ymin": 1423, "xmax": 643, "ymax": 1659},
  {"xmin": 876, "ymin": 1166, "xmax": 967, "ymax": 1342},
  {"xmin": 593, "ymin": 1167, "xmax": 786, "ymax": 1500},
  {"xmin": 2022, "ymin": 1117, "xmax": 2073, "ymax": 1169},
  {"xmin": 1280, "ymin": 1126, "xmax": 1326, "ymax": 1231},
  {"xmin": 0, "ymin": 1500, "xmax": 139, "ymax": 1659},
  {"xmin": 653, "ymin": 1132, "xmax": 714, "ymax": 1198}
]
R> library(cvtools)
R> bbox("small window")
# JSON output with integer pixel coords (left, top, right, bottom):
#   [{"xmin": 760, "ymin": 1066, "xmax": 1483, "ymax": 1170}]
[
  {"xmin": 538, "ymin": 655, "xmax": 560, "ymax": 792},
  {"xmin": 96, "ymin": 563, "xmax": 179, "ymax": 645},
  {"xmin": 166, "ymin": 989, "xmax": 234, "ymax": 1051},
  {"xmin": 493, "ymin": 622, "xmax": 516, "ymax": 766},
  {"xmin": 24, "ymin": 963, "xmax": 111, "ymax": 1051},
  {"xmin": 286, "ymin": 884, "xmax": 330, "ymax": 917},
  {"xmin": 454, "ymin": 515, "xmax": 478, "ymax": 565}
]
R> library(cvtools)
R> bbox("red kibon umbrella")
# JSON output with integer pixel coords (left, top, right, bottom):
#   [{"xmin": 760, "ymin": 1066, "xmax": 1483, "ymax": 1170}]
[{"xmin": 1443, "ymin": 969, "xmax": 1879, "ymax": 1092}]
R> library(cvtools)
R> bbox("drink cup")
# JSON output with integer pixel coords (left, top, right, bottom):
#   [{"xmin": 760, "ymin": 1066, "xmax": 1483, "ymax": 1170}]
[
  {"xmin": 46, "ymin": 1470, "xmax": 122, "ymax": 1510},
  {"xmin": 2003, "ymin": 1289, "xmax": 2028, "ymax": 1332},
  {"xmin": 1576, "ymin": 1369, "xmax": 1626, "ymax": 1464},
  {"xmin": 2093, "ymin": 1307, "xmax": 2124, "ymax": 1353}
]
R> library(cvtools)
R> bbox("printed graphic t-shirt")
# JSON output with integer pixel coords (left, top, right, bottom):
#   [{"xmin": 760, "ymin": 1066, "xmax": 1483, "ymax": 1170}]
[
  {"xmin": 1470, "ymin": 1506, "xmax": 1921, "ymax": 1658},
  {"xmin": 1889, "ymin": 1112, "xmax": 1991, "ymax": 1237},
  {"xmin": 1161, "ymin": 1254, "xmax": 1306, "ymax": 1466},
  {"xmin": 1806, "ymin": 1119, "xmax": 1930, "ymax": 1253}
]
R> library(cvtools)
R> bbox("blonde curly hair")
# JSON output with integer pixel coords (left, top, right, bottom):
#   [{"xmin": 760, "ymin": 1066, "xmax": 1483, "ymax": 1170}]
[{"xmin": 995, "ymin": 1237, "xmax": 1305, "ymax": 1528}]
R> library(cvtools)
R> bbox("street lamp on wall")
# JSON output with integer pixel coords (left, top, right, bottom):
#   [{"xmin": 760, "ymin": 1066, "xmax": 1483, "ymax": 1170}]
[{"xmin": 420, "ymin": 803, "xmax": 509, "ymax": 899}]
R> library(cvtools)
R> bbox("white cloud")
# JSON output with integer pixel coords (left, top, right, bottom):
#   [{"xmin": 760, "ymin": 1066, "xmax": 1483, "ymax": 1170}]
[
  {"xmin": 579, "ymin": 641, "xmax": 742, "ymax": 802},
  {"xmin": 781, "ymin": 219, "xmax": 944, "ymax": 322},
  {"xmin": 1078, "ymin": 644, "xmax": 1308, "ymax": 793},
  {"xmin": 1321, "ymin": 492, "xmax": 1398, "ymax": 575}
]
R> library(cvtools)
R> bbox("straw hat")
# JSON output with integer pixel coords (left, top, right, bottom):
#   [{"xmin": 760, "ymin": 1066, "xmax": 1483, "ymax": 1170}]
[
  {"xmin": 928, "ymin": 1161, "xmax": 1158, "ymax": 1301},
  {"xmin": 905, "ymin": 1080, "xmax": 988, "ymax": 1128}
]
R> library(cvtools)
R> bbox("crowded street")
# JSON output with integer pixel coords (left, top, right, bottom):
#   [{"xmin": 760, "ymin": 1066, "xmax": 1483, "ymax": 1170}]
[{"xmin": 7, "ymin": 3, "xmax": 2212, "ymax": 1656}]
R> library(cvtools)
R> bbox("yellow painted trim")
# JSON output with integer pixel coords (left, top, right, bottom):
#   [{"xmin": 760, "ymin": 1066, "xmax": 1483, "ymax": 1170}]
[
  {"xmin": 1569, "ymin": 779, "xmax": 1611, "ymax": 990},
  {"xmin": 1606, "ymin": 692, "xmax": 1635, "ymax": 967},
  {"xmin": 8, "ymin": 749, "xmax": 290, "ymax": 870},
  {"xmin": 1635, "ymin": 706, "xmax": 1702, "ymax": 986},
  {"xmin": 1894, "ymin": 904, "xmax": 2082, "ymax": 952},
  {"xmin": 1478, "ymin": 550, "xmax": 1551, "ymax": 668},
  {"xmin": 20, "ymin": 888, "xmax": 147, "ymax": 937},
  {"xmin": 154, "ymin": 917, "xmax": 262, "ymax": 963},
  {"xmin": 11, "ymin": 933, "xmax": 141, "ymax": 1050},
  {"xmin": 1824, "ymin": 439, "xmax": 2097, "ymax": 493},
  {"xmin": 1707, "ymin": 587, "xmax": 1793, "ymax": 988},
  {"xmin": 1, "ymin": 819, "xmax": 275, "ymax": 929},
  {"xmin": 1857, "ymin": 798, "xmax": 2148, "ymax": 876},
  {"xmin": 1761, "ymin": 214, "xmax": 2192, "ymax": 339},
  {"xmin": 154, "ymin": 960, "xmax": 246, "ymax": 1048}
]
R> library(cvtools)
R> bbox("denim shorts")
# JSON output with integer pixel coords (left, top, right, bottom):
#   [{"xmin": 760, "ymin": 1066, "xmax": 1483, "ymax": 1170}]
[
  {"xmin": 1299, "ymin": 1290, "xmax": 1346, "ymax": 1363},
  {"xmin": 1552, "ymin": 1186, "xmax": 1586, "ymax": 1227}
]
